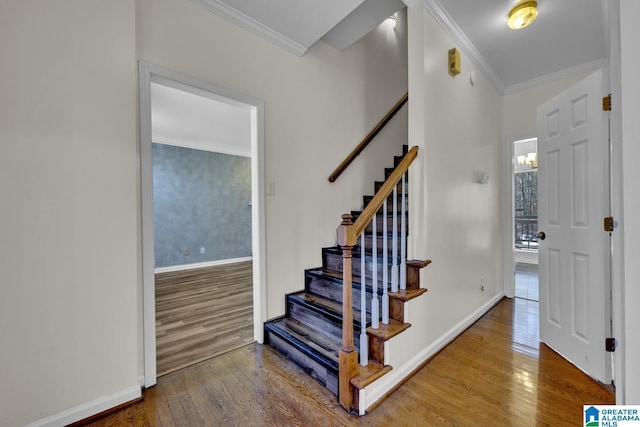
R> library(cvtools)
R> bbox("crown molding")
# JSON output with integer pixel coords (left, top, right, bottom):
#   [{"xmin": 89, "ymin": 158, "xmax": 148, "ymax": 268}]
[
  {"xmin": 412, "ymin": 0, "xmax": 608, "ymax": 96},
  {"xmin": 191, "ymin": 0, "xmax": 307, "ymax": 56},
  {"xmin": 422, "ymin": 0, "xmax": 505, "ymax": 94},
  {"xmin": 503, "ymin": 58, "xmax": 609, "ymax": 95}
]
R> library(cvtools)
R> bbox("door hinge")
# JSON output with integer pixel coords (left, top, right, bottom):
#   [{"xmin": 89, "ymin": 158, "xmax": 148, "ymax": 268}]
[
  {"xmin": 604, "ymin": 216, "xmax": 614, "ymax": 232},
  {"xmin": 603, "ymin": 94, "xmax": 612, "ymax": 111},
  {"xmin": 606, "ymin": 337, "xmax": 616, "ymax": 352}
]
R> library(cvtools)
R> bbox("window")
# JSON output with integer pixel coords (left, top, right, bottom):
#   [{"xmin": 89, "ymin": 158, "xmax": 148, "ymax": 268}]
[{"xmin": 514, "ymin": 170, "xmax": 538, "ymax": 251}]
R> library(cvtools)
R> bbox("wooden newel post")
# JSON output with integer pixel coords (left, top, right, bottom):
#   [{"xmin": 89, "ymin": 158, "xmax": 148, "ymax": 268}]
[{"xmin": 337, "ymin": 214, "xmax": 358, "ymax": 411}]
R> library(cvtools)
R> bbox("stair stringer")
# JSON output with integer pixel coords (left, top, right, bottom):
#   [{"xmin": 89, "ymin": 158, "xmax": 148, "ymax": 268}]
[{"xmin": 355, "ymin": 291, "xmax": 505, "ymax": 415}]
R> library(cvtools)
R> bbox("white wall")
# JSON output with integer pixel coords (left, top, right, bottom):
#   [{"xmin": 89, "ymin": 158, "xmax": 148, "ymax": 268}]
[
  {"xmin": 407, "ymin": 6, "xmax": 504, "ymax": 355},
  {"xmin": 618, "ymin": 0, "xmax": 640, "ymax": 404},
  {"xmin": 0, "ymin": 2, "xmax": 140, "ymax": 426},
  {"xmin": 361, "ymin": 6, "xmax": 507, "ymax": 410},
  {"xmin": 503, "ymin": 72, "xmax": 594, "ymax": 284},
  {"xmin": 503, "ymin": 72, "xmax": 593, "ymax": 143},
  {"xmin": 0, "ymin": 1, "xmax": 408, "ymax": 421},
  {"xmin": 502, "ymin": 4, "xmax": 640, "ymax": 401},
  {"xmin": 136, "ymin": 0, "xmax": 409, "ymax": 319}
]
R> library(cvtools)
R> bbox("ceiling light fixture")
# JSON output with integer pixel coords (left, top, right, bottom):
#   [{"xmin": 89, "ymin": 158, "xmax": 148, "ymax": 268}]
[
  {"xmin": 517, "ymin": 152, "xmax": 538, "ymax": 169},
  {"xmin": 508, "ymin": 1, "xmax": 538, "ymax": 30},
  {"xmin": 385, "ymin": 15, "xmax": 397, "ymax": 30}
]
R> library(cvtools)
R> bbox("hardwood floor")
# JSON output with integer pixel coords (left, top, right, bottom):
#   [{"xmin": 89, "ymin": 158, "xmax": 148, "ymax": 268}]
[
  {"xmin": 515, "ymin": 262, "xmax": 539, "ymax": 301},
  {"xmin": 86, "ymin": 298, "xmax": 613, "ymax": 426},
  {"xmin": 155, "ymin": 261, "xmax": 254, "ymax": 376}
]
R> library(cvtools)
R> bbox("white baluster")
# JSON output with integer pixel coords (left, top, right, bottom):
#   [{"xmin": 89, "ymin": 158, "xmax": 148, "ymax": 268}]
[
  {"xmin": 359, "ymin": 232, "xmax": 368, "ymax": 366},
  {"xmin": 382, "ymin": 199, "xmax": 389, "ymax": 324},
  {"xmin": 391, "ymin": 186, "xmax": 399, "ymax": 293},
  {"xmin": 371, "ymin": 214, "xmax": 379, "ymax": 329},
  {"xmin": 400, "ymin": 173, "xmax": 407, "ymax": 290}
]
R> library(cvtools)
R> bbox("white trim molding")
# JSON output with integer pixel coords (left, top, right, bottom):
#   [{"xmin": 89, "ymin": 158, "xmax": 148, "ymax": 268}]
[
  {"xmin": 154, "ymin": 256, "xmax": 253, "ymax": 274},
  {"xmin": 191, "ymin": 0, "xmax": 307, "ymax": 56},
  {"xmin": 138, "ymin": 60, "xmax": 267, "ymax": 390},
  {"xmin": 423, "ymin": 0, "xmax": 505, "ymax": 94},
  {"xmin": 139, "ymin": 61, "xmax": 158, "ymax": 388},
  {"xmin": 503, "ymin": 58, "xmax": 610, "ymax": 95},
  {"xmin": 359, "ymin": 292, "xmax": 505, "ymax": 415},
  {"xmin": 503, "ymin": 137, "xmax": 516, "ymax": 298},
  {"xmin": 24, "ymin": 386, "xmax": 141, "ymax": 427},
  {"xmin": 419, "ymin": 0, "xmax": 608, "ymax": 96}
]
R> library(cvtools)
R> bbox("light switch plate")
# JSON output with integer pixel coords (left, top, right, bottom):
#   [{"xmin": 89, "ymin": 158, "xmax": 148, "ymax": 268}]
[{"xmin": 266, "ymin": 181, "xmax": 276, "ymax": 195}]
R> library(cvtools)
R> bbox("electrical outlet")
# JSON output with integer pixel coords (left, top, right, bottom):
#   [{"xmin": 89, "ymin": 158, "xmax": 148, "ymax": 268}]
[
  {"xmin": 184, "ymin": 249, "xmax": 190, "ymax": 256},
  {"xmin": 480, "ymin": 275, "xmax": 485, "ymax": 291},
  {"xmin": 200, "ymin": 247, "xmax": 205, "ymax": 254}
]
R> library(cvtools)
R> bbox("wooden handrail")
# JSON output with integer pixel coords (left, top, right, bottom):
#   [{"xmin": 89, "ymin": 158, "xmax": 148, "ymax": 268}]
[
  {"xmin": 328, "ymin": 93, "xmax": 408, "ymax": 183},
  {"xmin": 336, "ymin": 145, "xmax": 418, "ymax": 411},
  {"xmin": 337, "ymin": 145, "xmax": 418, "ymax": 248}
]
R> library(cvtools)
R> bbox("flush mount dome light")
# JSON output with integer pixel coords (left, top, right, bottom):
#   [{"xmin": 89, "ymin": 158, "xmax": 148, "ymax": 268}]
[
  {"xmin": 384, "ymin": 15, "xmax": 397, "ymax": 29},
  {"xmin": 508, "ymin": 1, "xmax": 538, "ymax": 30}
]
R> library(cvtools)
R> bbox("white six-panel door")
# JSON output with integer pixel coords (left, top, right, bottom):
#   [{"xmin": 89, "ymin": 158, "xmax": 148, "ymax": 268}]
[{"xmin": 536, "ymin": 69, "xmax": 611, "ymax": 383}]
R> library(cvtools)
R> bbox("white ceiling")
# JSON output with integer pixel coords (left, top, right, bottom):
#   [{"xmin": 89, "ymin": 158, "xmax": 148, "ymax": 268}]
[
  {"xmin": 151, "ymin": 82, "xmax": 251, "ymax": 157},
  {"xmin": 435, "ymin": 0, "xmax": 607, "ymax": 92},
  {"xmin": 154, "ymin": 0, "xmax": 608, "ymax": 151},
  {"xmin": 192, "ymin": 0, "xmax": 608, "ymax": 93}
]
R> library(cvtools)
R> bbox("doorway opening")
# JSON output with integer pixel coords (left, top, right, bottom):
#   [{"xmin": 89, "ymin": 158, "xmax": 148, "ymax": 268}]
[
  {"xmin": 512, "ymin": 138, "xmax": 540, "ymax": 353},
  {"xmin": 151, "ymin": 83, "xmax": 255, "ymax": 375},
  {"xmin": 513, "ymin": 137, "xmax": 539, "ymax": 304},
  {"xmin": 139, "ymin": 62, "xmax": 266, "ymax": 387}
]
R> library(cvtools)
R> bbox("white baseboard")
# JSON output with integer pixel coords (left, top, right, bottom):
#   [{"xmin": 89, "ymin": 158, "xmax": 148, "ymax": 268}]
[
  {"xmin": 360, "ymin": 292, "xmax": 506, "ymax": 415},
  {"xmin": 154, "ymin": 256, "xmax": 252, "ymax": 274},
  {"xmin": 24, "ymin": 385, "xmax": 141, "ymax": 427}
]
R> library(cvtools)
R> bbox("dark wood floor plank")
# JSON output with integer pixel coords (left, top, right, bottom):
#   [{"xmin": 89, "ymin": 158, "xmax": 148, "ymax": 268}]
[{"xmin": 84, "ymin": 298, "xmax": 613, "ymax": 426}]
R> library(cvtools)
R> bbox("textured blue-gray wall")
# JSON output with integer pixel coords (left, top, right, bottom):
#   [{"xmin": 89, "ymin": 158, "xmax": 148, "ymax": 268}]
[{"xmin": 152, "ymin": 143, "xmax": 252, "ymax": 268}]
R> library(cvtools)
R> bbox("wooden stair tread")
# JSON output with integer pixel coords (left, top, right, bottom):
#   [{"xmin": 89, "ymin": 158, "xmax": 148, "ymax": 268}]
[
  {"xmin": 366, "ymin": 319, "xmax": 411, "ymax": 340},
  {"xmin": 306, "ymin": 267, "xmax": 393, "ymax": 291},
  {"xmin": 265, "ymin": 317, "xmax": 340, "ymax": 371},
  {"xmin": 307, "ymin": 268, "xmax": 343, "ymax": 281},
  {"xmin": 374, "ymin": 179, "xmax": 407, "ymax": 187},
  {"xmin": 323, "ymin": 246, "xmax": 402, "ymax": 264},
  {"xmin": 288, "ymin": 292, "xmax": 364, "ymax": 326},
  {"xmin": 351, "ymin": 210, "xmax": 407, "ymax": 217},
  {"xmin": 388, "ymin": 288, "xmax": 428, "ymax": 301},
  {"xmin": 363, "ymin": 195, "xmax": 407, "ymax": 206},
  {"xmin": 349, "ymin": 361, "xmax": 393, "ymax": 389},
  {"xmin": 406, "ymin": 259, "xmax": 432, "ymax": 269}
]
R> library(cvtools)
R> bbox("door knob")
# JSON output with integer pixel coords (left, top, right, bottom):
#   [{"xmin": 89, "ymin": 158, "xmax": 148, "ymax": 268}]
[{"xmin": 536, "ymin": 231, "xmax": 546, "ymax": 240}]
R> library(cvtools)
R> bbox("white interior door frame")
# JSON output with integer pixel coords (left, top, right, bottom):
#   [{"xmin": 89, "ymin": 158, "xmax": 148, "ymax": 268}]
[
  {"xmin": 138, "ymin": 61, "xmax": 267, "ymax": 388},
  {"xmin": 503, "ymin": 136, "xmax": 515, "ymax": 298},
  {"xmin": 503, "ymin": 135, "xmax": 538, "ymax": 298}
]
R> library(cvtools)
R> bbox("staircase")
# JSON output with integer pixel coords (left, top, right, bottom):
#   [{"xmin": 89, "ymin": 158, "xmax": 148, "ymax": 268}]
[{"xmin": 264, "ymin": 145, "xmax": 430, "ymax": 414}]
